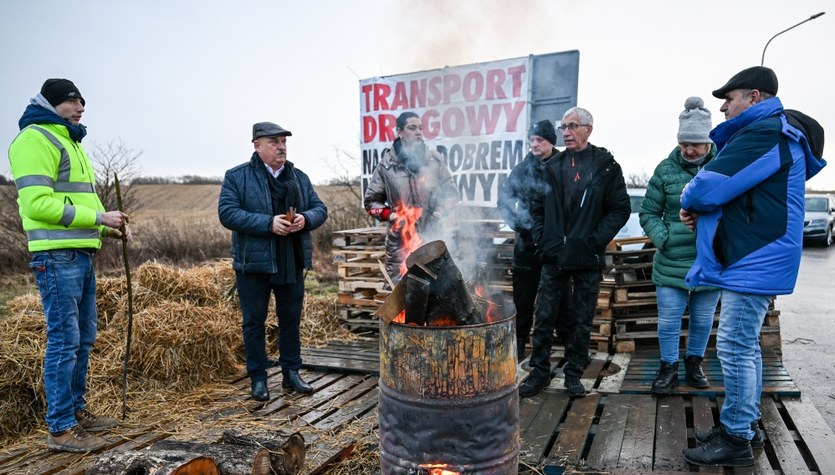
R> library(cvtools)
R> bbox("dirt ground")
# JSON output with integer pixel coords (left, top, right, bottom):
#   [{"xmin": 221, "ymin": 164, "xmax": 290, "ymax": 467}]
[{"xmin": 777, "ymin": 245, "xmax": 835, "ymax": 431}]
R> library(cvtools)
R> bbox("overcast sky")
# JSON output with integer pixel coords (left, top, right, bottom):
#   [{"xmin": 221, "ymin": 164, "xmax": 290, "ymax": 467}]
[{"xmin": 2, "ymin": 0, "xmax": 833, "ymax": 190}]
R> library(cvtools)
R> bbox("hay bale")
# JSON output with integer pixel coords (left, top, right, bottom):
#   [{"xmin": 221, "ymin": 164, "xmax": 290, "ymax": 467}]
[
  {"xmin": 0, "ymin": 386, "xmax": 42, "ymax": 446},
  {"xmin": 300, "ymin": 294, "xmax": 357, "ymax": 348},
  {"xmin": 136, "ymin": 261, "xmax": 223, "ymax": 306},
  {"xmin": 129, "ymin": 300, "xmax": 241, "ymax": 389},
  {"xmin": 5, "ymin": 292, "xmax": 42, "ymax": 316},
  {"xmin": 0, "ymin": 312, "xmax": 45, "ymax": 390}
]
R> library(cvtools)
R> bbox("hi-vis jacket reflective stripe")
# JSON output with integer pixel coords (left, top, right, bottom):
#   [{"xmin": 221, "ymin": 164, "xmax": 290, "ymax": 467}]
[{"xmin": 8, "ymin": 123, "xmax": 105, "ymax": 252}]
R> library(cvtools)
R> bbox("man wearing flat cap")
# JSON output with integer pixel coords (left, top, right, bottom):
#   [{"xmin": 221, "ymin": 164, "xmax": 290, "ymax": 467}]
[
  {"xmin": 8, "ymin": 78, "xmax": 131, "ymax": 453},
  {"xmin": 679, "ymin": 66, "xmax": 825, "ymax": 467},
  {"xmin": 218, "ymin": 122, "xmax": 327, "ymax": 401}
]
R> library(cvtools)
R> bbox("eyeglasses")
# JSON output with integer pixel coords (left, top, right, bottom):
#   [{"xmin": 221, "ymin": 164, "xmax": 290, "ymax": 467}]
[{"xmin": 558, "ymin": 123, "xmax": 589, "ymax": 132}]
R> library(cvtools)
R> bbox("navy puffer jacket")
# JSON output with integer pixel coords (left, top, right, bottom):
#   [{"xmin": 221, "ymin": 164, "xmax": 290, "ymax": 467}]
[{"xmin": 218, "ymin": 154, "xmax": 328, "ymax": 273}]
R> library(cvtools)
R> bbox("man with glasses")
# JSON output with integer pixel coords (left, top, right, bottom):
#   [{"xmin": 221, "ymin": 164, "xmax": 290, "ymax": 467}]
[
  {"xmin": 680, "ymin": 67, "xmax": 825, "ymax": 466},
  {"xmin": 520, "ymin": 107, "xmax": 630, "ymax": 398}
]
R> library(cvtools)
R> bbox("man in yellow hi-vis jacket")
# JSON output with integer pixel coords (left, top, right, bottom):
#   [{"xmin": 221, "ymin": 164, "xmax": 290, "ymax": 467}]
[{"xmin": 8, "ymin": 78, "xmax": 131, "ymax": 453}]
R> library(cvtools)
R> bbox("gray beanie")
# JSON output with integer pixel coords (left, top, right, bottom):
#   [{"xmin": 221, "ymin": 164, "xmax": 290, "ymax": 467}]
[{"xmin": 677, "ymin": 96, "xmax": 712, "ymax": 144}]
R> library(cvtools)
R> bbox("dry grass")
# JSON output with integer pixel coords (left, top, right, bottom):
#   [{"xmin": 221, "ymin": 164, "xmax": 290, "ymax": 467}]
[{"xmin": 0, "ymin": 259, "xmax": 356, "ymax": 449}]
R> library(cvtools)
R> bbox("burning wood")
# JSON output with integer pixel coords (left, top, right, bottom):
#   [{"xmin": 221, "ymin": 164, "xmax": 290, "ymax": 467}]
[{"xmin": 377, "ymin": 240, "xmax": 486, "ymax": 326}]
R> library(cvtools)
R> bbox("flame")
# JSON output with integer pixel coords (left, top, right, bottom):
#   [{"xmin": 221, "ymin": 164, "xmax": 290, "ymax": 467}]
[
  {"xmin": 474, "ymin": 285, "xmax": 502, "ymax": 323},
  {"xmin": 427, "ymin": 314, "xmax": 458, "ymax": 327},
  {"xmin": 391, "ymin": 201, "xmax": 423, "ymax": 276},
  {"xmin": 393, "ymin": 309, "xmax": 405, "ymax": 324},
  {"xmin": 421, "ymin": 464, "xmax": 461, "ymax": 475}
]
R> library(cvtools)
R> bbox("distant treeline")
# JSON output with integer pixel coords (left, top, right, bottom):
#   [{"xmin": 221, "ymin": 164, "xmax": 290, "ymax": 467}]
[{"xmin": 132, "ymin": 175, "xmax": 223, "ymax": 185}]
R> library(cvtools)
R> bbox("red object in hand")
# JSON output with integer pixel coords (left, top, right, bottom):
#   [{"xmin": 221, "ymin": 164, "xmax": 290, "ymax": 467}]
[{"xmin": 368, "ymin": 207, "xmax": 392, "ymax": 221}]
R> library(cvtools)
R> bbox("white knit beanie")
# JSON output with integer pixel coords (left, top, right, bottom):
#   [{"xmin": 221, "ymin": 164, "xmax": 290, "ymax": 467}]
[{"xmin": 677, "ymin": 96, "xmax": 712, "ymax": 144}]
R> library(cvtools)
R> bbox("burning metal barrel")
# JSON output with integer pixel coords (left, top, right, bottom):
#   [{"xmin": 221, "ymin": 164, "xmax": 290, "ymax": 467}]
[{"xmin": 378, "ymin": 308, "xmax": 519, "ymax": 473}]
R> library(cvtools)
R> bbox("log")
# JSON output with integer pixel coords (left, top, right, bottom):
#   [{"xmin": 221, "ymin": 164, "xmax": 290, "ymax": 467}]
[
  {"xmin": 150, "ymin": 440, "xmax": 272, "ymax": 475},
  {"xmin": 86, "ymin": 449, "xmax": 218, "ymax": 475},
  {"xmin": 221, "ymin": 429, "xmax": 306, "ymax": 475}
]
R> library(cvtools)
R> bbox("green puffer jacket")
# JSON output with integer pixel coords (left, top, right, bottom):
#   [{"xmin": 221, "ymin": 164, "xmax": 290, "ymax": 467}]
[{"xmin": 639, "ymin": 145, "xmax": 716, "ymax": 290}]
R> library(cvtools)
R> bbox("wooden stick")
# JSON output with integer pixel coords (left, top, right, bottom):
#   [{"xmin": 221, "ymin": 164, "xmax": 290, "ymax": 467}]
[{"xmin": 115, "ymin": 173, "xmax": 134, "ymax": 420}]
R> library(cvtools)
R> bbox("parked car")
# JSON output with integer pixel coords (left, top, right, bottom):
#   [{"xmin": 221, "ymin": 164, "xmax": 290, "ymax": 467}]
[
  {"xmin": 803, "ymin": 193, "xmax": 835, "ymax": 247},
  {"xmin": 614, "ymin": 188, "xmax": 647, "ymax": 250}
]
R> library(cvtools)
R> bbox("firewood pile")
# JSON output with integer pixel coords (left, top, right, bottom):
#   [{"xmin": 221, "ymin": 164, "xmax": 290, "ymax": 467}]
[{"xmin": 86, "ymin": 429, "xmax": 305, "ymax": 475}]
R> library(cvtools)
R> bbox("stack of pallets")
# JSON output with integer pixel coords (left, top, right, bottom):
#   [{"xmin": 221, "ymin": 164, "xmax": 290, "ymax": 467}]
[{"xmin": 332, "ymin": 227, "xmax": 388, "ymax": 332}]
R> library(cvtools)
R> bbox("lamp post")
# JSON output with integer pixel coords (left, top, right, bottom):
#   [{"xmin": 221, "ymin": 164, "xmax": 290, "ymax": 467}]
[{"xmin": 761, "ymin": 12, "xmax": 826, "ymax": 66}]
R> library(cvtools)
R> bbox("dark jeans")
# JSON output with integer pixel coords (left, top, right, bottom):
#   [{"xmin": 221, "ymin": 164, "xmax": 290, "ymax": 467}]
[
  {"xmin": 235, "ymin": 272, "xmax": 305, "ymax": 382},
  {"xmin": 529, "ymin": 265, "xmax": 600, "ymax": 381},
  {"xmin": 513, "ymin": 244, "xmax": 573, "ymax": 352},
  {"xmin": 512, "ymin": 244, "xmax": 542, "ymax": 350}
]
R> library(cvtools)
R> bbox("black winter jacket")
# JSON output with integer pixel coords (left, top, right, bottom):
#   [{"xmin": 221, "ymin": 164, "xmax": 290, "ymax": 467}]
[
  {"xmin": 218, "ymin": 154, "xmax": 328, "ymax": 273},
  {"xmin": 497, "ymin": 150, "xmax": 554, "ymax": 248},
  {"xmin": 531, "ymin": 145, "xmax": 630, "ymax": 270}
]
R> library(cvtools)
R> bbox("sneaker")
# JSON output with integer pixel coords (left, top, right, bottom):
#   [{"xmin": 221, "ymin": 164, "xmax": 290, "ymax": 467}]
[
  {"xmin": 518, "ymin": 374, "xmax": 551, "ymax": 398},
  {"xmin": 76, "ymin": 408, "xmax": 117, "ymax": 432},
  {"xmin": 683, "ymin": 425, "xmax": 754, "ymax": 466},
  {"xmin": 564, "ymin": 378, "xmax": 587, "ymax": 398},
  {"xmin": 651, "ymin": 361, "xmax": 679, "ymax": 395},
  {"xmin": 684, "ymin": 355, "xmax": 710, "ymax": 389},
  {"xmin": 47, "ymin": 425, "xmax": 107, "ymax": 453},
  {"xmin": 696, "ymin": 421, "xmax": 764, "ymax": 449}
]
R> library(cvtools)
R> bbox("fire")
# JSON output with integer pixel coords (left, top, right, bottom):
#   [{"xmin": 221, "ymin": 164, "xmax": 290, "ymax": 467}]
[
  {"xmin": 391, "ymin": 201, "xmax": 423, "ymax": 276},
  {"xmin": 421, "ymin": 464, "xmax": 461, "ymax": 475},
  {"xmin": 474, "ymin": 285, "xmax": 502, "ymax": 323},
  {"xmin": 393, "ymin": 309, "xmax": 405, "ymax": 324}
]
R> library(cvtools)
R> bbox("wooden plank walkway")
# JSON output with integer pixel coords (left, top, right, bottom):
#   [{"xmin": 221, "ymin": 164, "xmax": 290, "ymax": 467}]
[
  {"xmin": 3, "ymin": 339, "xmax": 832, "ymax": 474},
  {"xmin": 620, "ymin": 349, "xmax": 799, "ymax": 396}
]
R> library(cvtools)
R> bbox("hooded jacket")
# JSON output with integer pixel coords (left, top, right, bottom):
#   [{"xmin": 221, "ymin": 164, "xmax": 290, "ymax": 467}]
[
  {"xmin": 531, "ymin": 145, "xmax": 631, "ymax": 270},
  {"xmin": 640, "ymin": 144, "xmax": 716, "ymax": 289},
  {"xmin": 218, "ymin": 154, "xmax": 327, "ymax": 273},
  {"xmin": 681, "ymin": 97, "xmax": 826, "ymax": 295},
  {"xmin": 9, "ymin": 100, "xmax": 104, "ymax": 252}
]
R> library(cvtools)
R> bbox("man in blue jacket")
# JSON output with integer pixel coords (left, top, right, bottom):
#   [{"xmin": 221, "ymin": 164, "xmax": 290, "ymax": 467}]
[
  {"xmin": 680, "ymin": 67, "xmax": 825, "ymax": 466},
  {"xmin": 218, "ymin": 122, "xmax": 328, "ymax": 401}
]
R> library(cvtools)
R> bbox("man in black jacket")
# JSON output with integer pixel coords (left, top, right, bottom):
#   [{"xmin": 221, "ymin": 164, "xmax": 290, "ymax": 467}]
[
  {"xmin": 497, "ymin": 120, "xmax": 566, "ymax": 360},
  {"xmin": 520, "ymin": 107, "xmax": 630, "ymax": 398}
]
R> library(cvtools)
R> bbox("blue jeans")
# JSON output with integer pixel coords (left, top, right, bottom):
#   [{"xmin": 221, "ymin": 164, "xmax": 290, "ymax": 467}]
[
  {"xmin": 235, "ymin": 272, "xmax": 305, "ymax": 383},
  {"xmin": 656, "ymin": 286, "xmax": 720, "ymax": 364},
  {"xmin": 717, "ymin": 290, "xmax": 772, "ymax": 440},
  {"xmin": 30, "ymin": 249, "xmax": 98, "ymax": 433}
]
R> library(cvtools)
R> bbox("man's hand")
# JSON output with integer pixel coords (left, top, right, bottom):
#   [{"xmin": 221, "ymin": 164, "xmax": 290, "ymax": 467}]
[
  {"xmin": 272, "ymin": 215, "xmax": 292, "ymax": 236},
  {"xmin": 287, "ymin": 213, "xmax": 306, "ymax": 233},
  {"xmin": 106, "ymin": 225, "xmax": 133, "ymax": 242},
  {"xmin": 679, "ymin": 209, "xmax": 698, "ymax": 231},
  {"xmin": 101, "ymin": 211, "xmax": 129, "ymax": 229}
]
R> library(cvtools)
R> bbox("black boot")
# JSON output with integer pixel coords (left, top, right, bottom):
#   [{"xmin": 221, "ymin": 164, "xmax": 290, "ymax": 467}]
[
  {"xmin": 696, "ymin": 421, "xmax": 764, "ymax": 449},
  {"xmin": 683, "ymin": 425, "xmax": 754, "ymax": 466},
  {"xmin": 251, "ymin": 380, "xmax": 269, "ymax": 401},
  {"xmin": 518, "ymin": 373, "xmax": 551, "ymax": 398},
  {"xmin": 651, "ymin": 361, "xmax": 679, "ymax": 395},
  {"xmin": 282, "ymin": 370, "xmax": 313, "ymax": 394},
  {"xmin": 684, "ymin": 355, "xmax": 710, "ymax": 388}
]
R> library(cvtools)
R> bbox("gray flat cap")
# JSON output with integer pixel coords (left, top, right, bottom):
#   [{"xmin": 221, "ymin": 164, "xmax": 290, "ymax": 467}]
[{"xmin": 252, "ymin": 122, "xmax": 292, "ymax": 141}]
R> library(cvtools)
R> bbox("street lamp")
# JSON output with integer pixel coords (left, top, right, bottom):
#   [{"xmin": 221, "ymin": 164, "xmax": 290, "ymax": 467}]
[{"xmin": 761, "ymin": 12, "xmax": 826, "ymax": 66}]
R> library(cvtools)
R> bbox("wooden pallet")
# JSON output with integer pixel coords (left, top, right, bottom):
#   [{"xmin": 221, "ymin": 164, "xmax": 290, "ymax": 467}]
[
  {"xmin": 619, "ymin": 349, "xmax": 799, "ymax": 396},
  {"xmin": 0, "ymin": 368, "xmax": 379, "ymax": 475},
  {"xmin": 519, "ymin": 391, "xmax": 835, "ymax": 474}
]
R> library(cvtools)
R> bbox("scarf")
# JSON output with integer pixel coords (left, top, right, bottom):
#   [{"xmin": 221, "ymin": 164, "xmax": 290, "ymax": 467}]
[
  {"xmin": 257, "ymin": 155, "xmax": 304, "ymax": 284},
  {"xmin": 18, "ymin": 94, "xmax": 88, "ymax": 142}
]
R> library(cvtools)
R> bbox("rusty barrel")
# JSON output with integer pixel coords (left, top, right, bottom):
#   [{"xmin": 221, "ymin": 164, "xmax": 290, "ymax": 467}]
[{"xmin": 378, "ymin": 315, "xmax": 519, "ymax": 474}]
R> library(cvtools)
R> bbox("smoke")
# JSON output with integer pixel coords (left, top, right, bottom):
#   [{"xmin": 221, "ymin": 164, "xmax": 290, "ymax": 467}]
[{"xmin": 390, "ymin": 0, "xmax": 554, "ymax": 72}]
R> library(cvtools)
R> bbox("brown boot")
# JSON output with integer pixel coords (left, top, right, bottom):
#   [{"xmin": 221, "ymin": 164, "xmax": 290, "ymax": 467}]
[
  {"xmin": 76, "ymin": 408, "xmax": 117, "ymax": 432},
  {"xmin": 47, "ymin": 425, "xmax": 107, "ymax": 452}
]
